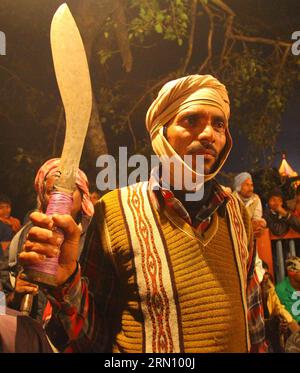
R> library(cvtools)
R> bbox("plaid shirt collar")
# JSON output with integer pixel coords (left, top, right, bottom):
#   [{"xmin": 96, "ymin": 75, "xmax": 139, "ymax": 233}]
[{"xmin": 149, "ymin": 166, "xmax": 229, "ymax": 232}]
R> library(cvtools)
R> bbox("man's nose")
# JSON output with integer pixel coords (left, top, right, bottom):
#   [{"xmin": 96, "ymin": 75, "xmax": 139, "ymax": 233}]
[{"xmin": 198, "ymin": 121, "xmax": 215, "ymax": 143}]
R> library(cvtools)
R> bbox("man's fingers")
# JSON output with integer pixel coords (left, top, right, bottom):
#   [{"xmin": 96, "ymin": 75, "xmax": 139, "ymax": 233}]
[
  {"xmin": 52, "ymin": 214, "xmax": 81, "ymax": 239},
  {"xmin": 18, "ymin": 251, "xmax": 46, "ymax": 266},
  {"xmin": 19, "ymin": 214, "xmax": 80, "ymax": 287},
  {"xmin": 30, "ymin": 212, "xmax": 53, "ymax": 230},
  {"xmin": 28, "ymin": 213, "xmax": 80, "ymax": 243},
  {"xmin": 23, "ymin": 240, "xmax": 59, "ymax": 258},
  {"xmin": 16, "ymin": 286, "xmax": 39, "ymax": 295},
  {"xmin": 26, "ymin": 226, "xmax": 58, "ymax": 245},
  {"xmin": 17, "ymin": 277, "xmax": 39, "ymax": 288}
]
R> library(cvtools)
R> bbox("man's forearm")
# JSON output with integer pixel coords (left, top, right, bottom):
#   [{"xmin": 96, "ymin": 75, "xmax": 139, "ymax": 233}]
[
  {"xmin": 45, "ymin": 264, "xmax": 93, "ymax": 350},
  {"xmin": 266, "ymin": 218, "xmax": 289, "ymax": 236}
]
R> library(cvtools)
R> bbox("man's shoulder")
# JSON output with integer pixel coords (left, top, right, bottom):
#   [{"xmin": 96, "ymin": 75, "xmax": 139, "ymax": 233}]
[
  {"xmin": 11, "ymin": 216, "xmax": 21, "ymax": 224},
  {"xmin": 99, "ymin": 188, "xmax": 120, "ymax": 204},
  {"xmin": 264, "ymin": 208, "xmax": 278, "ymax": 220},
  {"xmin": 252, "ymin": 193, "xmax": 262, "ymax": 204},
  {"xmin": 287, "ymin": 198, "xmax": 296, "ymax": 211},
  {"xmin": 230, "ymin": 191, "xmax": 249, "ymax": 209},
  {"xmin": 231, "ymin": 190, "xmax": 239, "ymax": 199},
  {"xmin": 227, "ymin": 192, "xmax": 248, "ymax": 215}
]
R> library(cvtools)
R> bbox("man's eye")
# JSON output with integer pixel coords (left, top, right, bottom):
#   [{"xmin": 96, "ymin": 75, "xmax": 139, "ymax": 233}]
[
  {"xmin": 184, "ymin": 114, "xmax": 198, "ymax": 126},
  {"xmin": 213, "ymin": 121, "xmax": 225, "ymax": 131}
]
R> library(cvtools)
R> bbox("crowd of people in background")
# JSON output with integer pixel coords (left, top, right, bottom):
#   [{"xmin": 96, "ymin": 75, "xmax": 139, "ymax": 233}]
[
  {"xmin": 1, "ymin": 164, "xmax": 300, "ymax": 352},
  {"xmin": 231, "ymin": 171, "xmax": 300, "ymax": 352}
]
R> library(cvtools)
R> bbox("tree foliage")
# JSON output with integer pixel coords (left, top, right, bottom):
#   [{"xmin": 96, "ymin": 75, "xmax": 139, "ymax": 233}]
[{"xmin": 93, "ymin": 0, "xmax": 299, "ymax": 167}]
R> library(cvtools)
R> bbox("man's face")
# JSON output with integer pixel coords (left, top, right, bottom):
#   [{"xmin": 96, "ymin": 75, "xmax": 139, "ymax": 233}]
[
  {"xmin": 0, "ymin": 203, "xmax": 11, "ymax": 218},
  {"xmin": 268, "ymin": 196, "xmax": 283, "ymax": 211},
  {"xmin": 166, "ymin": 104, "xmax": 227, "ymax": 174},
  {"xmin": 239, "ymin": 178, "xmax": 254, "ymax": 199},
  {"xmin": 288, "ymin": 271, "xmax": 300, "ymax": 283},
  {"xmin": 44, "ymin": 176, "xmax": 82, "ymax": 219}
]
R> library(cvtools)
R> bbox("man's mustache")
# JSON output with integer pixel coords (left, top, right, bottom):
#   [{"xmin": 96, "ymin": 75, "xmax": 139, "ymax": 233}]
[{"xmin": 187, "ymin": 143, "xmax": 218, "ymax": 158}]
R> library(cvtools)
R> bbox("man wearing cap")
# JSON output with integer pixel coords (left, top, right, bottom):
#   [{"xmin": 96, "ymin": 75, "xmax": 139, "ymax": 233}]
[
  {"xmin": 18, "ymin": 75, "xmax": 265, "ymax": 353},
  {"xmin": 233, "ymin": 172, "xmax": 267, "ymax": 285},
  {"xmin": 233, "ymin": 172, "xmax": 266, "ymax": 236},
  {"xmin": 276, "ymin": 257, "xmax": 300, "ymax": 324}
]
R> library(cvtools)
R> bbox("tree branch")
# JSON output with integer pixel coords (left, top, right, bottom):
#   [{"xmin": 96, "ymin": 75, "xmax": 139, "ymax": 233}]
[
  {"xmin": 228, "ymin": 33, "xmax": 292, "ymax": 48},
  {"xmin": 211, "ymin": 0, "xmax": 291, "ymax": 59},
  {"xmin": 274, "ymin": 45, "xmax": 290, "ymax": 84},
  {"xmin": 126, "ymin": 116, "xmax": 137, "ymax": 150},
  {"xmin": 112, "ymin": 0, "xmax": 133, "ymax": 72},
  {"xmin": 211, "ymin": 0, "xmax": 235, "ymax": 16},
  {"xmin": 219, "ymin": 2, "xmax": 235, "ymax": 63},
  {"xmin": 198, "ymin": 1, "xmax": 214, "ymax": 73},
  {"xmin": 0, "ymin": 65, "xmax": 37, "ymax": 93},
  {"xmin": 181, "ymin": 0, "xmax": 198, "ymax": 75}
]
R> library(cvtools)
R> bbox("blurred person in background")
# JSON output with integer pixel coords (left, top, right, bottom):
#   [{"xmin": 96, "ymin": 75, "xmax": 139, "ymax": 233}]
[
  {"xmin": 3, "ymin": 158, "xmax": 94, "ymax": 321},
  {"xmin": 0, "ymin": 194, "xmax": 21, "ymax": 234}
]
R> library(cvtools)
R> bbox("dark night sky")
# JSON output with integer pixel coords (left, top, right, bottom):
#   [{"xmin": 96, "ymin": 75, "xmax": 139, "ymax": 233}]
[
  {"xmin": 224, "ymin": 82, "xmax": 300, "ymax": 174},
  {"xmin": 223, "ymin": 0, "xmax": 300, "ymax": 174},
  {"xmin": 276, "ymin": 83, "xmax": 300, "ymax": 172}
]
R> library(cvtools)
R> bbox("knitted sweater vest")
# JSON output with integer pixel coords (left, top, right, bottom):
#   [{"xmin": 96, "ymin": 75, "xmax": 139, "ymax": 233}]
[{"xmin": 99, "ymin": 182, "xmax": 249, "ymax": 352}]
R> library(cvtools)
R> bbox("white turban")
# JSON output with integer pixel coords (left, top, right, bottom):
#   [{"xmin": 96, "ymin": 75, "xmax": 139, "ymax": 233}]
[
  {"xmin": 146, "ymin": 75, "xmax": 232, "ymax": 186},
  {"xmin": 234, "ymin": 172, "xmax": 252, "ymax": 192}
]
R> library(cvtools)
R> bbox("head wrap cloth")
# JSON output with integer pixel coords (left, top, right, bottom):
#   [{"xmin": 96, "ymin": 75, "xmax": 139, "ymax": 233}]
[
  {"xmin": 286, "ymin": 256, "xmax": 300, "ymax": 273},
  {"xmin": 234, "ymin": 172, "xmax": 253, "ymax": 192},
  {"xmin": 146, "ymin": 75, "xmax": 232, "ymax": 183},
  {"xmin": 34, "ymin": 158, "xmax": 94, "ymax": 217}
]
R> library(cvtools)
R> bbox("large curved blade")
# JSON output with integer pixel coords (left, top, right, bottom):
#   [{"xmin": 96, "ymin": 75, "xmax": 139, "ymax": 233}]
[{"xmin": 50, "ymin": 3, "xmax": 92, "ymax": 191}]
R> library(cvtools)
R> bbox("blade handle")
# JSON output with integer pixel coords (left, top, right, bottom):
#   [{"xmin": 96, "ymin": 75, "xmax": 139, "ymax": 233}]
[
  {"xmin": 20, "ymin": 294, "xmax": 33, "ymax": 316},
  {"xmin": 46, "ymin": 189, "xmax": 73, "ymax": 216},
  {"xmin": 25, "ymin": 190, "xmax": 73, "ymax": 287}
]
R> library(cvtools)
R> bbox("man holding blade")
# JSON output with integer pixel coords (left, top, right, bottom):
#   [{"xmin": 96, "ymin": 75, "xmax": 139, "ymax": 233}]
[{"xmin": 19, "ymin": 75, "xmax": 266, "ymax": 353}]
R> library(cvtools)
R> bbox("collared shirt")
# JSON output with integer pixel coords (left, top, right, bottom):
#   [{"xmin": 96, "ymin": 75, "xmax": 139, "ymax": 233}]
[
  {"xmin": 149, "ymin": 167, "xmax": 228, "ymax": 233},
  {"xmin": 233, "ymin": 191, "xmax": 264, "ymax": 222}
]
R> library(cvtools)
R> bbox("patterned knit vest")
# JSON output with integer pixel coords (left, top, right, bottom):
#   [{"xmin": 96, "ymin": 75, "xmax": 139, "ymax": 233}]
[{"xmin": 100, "ymin": 182, "xmax": 250, "ymax": 352}]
